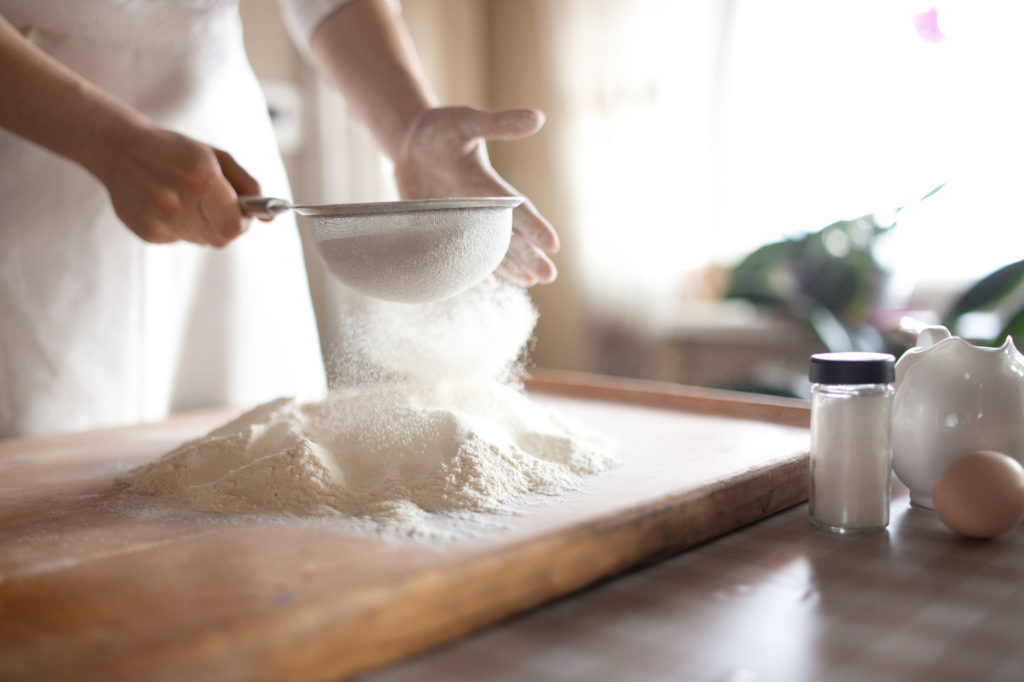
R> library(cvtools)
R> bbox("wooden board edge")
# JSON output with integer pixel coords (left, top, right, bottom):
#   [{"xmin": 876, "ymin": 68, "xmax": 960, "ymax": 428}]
[
  {"xmin": 335, "ymin": 452, "xmax": 810, "ymax": 679},
  {"xmin": 524, "ymin": 368, "xmax": 810, "ymax": 428}
]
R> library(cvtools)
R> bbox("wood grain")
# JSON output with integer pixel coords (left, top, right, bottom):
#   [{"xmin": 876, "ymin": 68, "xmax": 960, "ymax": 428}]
[{"xmin": 0, "ymin": 372, "xmax": 809, "ymax": 681}]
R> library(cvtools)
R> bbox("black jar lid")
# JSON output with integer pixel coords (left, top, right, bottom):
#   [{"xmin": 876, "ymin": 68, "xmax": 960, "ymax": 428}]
[{"xmin": 809, "ymin": 352, "xmax": 895, "ymax": 385}]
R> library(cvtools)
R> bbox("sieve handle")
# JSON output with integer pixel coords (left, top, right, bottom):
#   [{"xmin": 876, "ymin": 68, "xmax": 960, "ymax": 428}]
[{"xmin": 239, "ymin": 196, "xmax": 293, "ymax": 219}]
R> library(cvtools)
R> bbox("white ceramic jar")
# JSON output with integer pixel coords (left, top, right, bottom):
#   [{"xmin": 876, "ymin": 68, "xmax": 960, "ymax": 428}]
[{"xmin": 892, "ymin": 326, "xmax": 1024, "ymax": 508}]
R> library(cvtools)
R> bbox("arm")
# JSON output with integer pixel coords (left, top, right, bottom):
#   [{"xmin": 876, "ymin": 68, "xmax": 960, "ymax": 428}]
[
  {"xmin": 307, "ymin": 0, "xmax": 559, "ymax": 285},
  {"xmin": 0, "ymin": 15, "xmax": 258, "ymax": 247}
]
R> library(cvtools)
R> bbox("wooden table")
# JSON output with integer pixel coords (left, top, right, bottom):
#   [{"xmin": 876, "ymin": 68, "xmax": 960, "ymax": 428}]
[
  {"xmin": 0, "ymin": 372, "xmax": 811, "ymax": 681},
  {"xmin": 5, "ymin": 371, "xmax": 1021, "ymax": 680},
  {"xmin": 360, "ymin": 483, "xmax": 1024, "ymax": 682}
]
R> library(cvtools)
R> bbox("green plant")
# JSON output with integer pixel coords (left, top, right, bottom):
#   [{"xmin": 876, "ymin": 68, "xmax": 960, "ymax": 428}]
[
  {"xmin": 943, "ymin": 258, "xmax": 1024, "ymax": 347},
  {"xmin": 724, "ymin": 185, "xmax": 943, "ymax": 353}
]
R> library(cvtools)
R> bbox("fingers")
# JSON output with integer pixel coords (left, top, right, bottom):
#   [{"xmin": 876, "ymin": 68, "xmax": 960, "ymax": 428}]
[
  {"xmin": 456, "ymin": 107, "xmax": 545, "ymax": 142},
  {"xmin": 394, "ymin": 106, "xmax": 562, "ymax": 287},
  {"xmin": 104, "ymin": 127, "xmax": 266, "ymax": 248},
  {"xmin": 214, "ymin": 148, "xmax": 261, "ymax": 196},
  {"xmin": 514, "ymin": 198, "xmax": 560, "ymax": 254},
  {"xmin": 202, "ymin": 148, "xmax": 261, "ymax": 247},
  {"xmin": 466, "ymin": 168, "xmax": 560, "ymax": 255},
  {"xmin": 198, "ymin": 192, "xmax": 245, "ymax": 247},
  {"xmin": 148, "ymin": 147, "xmax": 255, "ymax": 249},
  {"xmin": 495, "ymin": 261, "xmax": 534, "ymax": 287},
  {"xmin": 116, "ymin": 186, "xmax": 210, "ymax": 247},
  {"xmin": 496, "ymin": 233, "xmax": 558, "ymax": 287}
]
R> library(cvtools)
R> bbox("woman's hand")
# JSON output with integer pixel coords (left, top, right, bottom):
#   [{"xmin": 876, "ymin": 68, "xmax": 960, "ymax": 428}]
[
  {"xmin": 394, "ymin": 106, "xmax": 560, "ymax": 286},
  {"xmin": 96, "ymin": 125, "xmax": 261, "ymax": 247},
  {"xmin": 0, "ymin": 16, "xmax": 259, "ymax": 248},
  {"xmin": 308, "ymin": 0, "xmax": 560, "ymax": 287}
]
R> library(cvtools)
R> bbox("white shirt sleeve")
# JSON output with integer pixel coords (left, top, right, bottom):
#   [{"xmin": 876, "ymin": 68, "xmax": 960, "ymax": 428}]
[{"xmin": 277, "ymin": 0, "xmax": 357, "ymax": 57}]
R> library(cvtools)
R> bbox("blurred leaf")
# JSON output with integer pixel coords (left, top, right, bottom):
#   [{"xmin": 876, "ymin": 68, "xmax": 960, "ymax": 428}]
[
  {"xmin": 806, "ymin": 306, "xmax": 853, "ymax": 352},
  {"xmin": 849, "ymin": 323, "xmax": 886, "ymax": 352},
  {"xmin": 888, "ymin": 183, "xmax": 945, "ymax": 216},
  {"xmin": 728, "ymin": 240, "xmax": 799, "ymax": 282},
  {"xmin": 997, "ymin": 305, "xmax": 1024, "ymax": 350},
  {"xmin": 943, "ymin": 258, "xmax": 1024, "ymax": 327},
  {"xmin": 916, "ymin": 183, "xmax": 946, "ymax": 203},
  {"xmin": 725, "ymin": 240, "xmax": 801, "ymax": 303},
  {"xmin": 723, "ymin": 186, "xmax": 942, "ymax": 353}
]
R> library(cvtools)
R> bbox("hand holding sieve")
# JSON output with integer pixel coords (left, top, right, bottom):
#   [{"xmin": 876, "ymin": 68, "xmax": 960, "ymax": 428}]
[{"xmin": 240, "ymin": 195, "xmax": 522, "ymax": 304}]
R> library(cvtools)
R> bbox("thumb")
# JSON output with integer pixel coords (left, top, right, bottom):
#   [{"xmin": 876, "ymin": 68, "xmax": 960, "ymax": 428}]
[
  {"xmin": 458, "ymin": 108, "xmax": 545, "ymax": 141},
  {"xmin": 213, "ymin": 148, "xmax": 261, "ymax": 197}
]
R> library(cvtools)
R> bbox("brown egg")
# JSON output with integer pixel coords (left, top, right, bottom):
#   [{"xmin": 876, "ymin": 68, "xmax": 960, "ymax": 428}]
[{"xmin": 933, "ymin": 451, "xmax": 1024, "ymax": 539}]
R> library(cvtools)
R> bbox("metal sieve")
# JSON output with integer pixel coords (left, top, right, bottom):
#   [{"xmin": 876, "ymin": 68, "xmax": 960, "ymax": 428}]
[{"xmin": 240, "ymin": 196, "xmax": 522, "ymax": 303}]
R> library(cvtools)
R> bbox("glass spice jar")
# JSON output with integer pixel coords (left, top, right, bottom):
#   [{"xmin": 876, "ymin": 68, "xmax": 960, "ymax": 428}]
[{"xmin": 808, "ymin": 352, "xmax": 896, "ymax": 534}]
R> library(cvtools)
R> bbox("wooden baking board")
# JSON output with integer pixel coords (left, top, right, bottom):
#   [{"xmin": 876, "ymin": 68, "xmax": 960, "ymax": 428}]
[{"xmin": 0, "ymin": 371, "xmax": 809, "ymax": 682}]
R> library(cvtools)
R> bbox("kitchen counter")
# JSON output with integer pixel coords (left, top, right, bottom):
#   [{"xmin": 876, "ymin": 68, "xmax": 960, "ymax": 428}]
[
  {"xmin": 361, "ymin": 484, "xmax": 1024, "ymax": 682},
  {"xmin": 2, "ymin": 373, "xmax": 1020, "ymax": 682}
]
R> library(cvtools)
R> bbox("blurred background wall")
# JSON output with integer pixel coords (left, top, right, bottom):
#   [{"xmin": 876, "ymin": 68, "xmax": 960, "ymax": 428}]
[{"xmin": 240, "ymin": 0, "xmax": 1024, "ymax": 397}]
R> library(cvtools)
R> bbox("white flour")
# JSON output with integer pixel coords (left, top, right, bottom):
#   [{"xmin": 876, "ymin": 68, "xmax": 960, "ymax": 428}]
[{"xmin": 126, "ymin": 285, "xmax": 615, "ymax": 540}]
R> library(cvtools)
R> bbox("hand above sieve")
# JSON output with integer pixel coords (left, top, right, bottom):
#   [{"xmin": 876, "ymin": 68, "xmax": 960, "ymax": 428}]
[
  {"xmin": 308, "ymin": 0, "xmax": 559, "ymax": 287},
  {"xmin": 393, "ymin": 106, "xmax": 560, "ymax": 287}
]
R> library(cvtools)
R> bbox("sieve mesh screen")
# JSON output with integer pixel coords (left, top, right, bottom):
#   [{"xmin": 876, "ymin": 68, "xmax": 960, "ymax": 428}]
[{"xmin": 306, "ymin": 206, "xmax": 513, "ymax": 303}]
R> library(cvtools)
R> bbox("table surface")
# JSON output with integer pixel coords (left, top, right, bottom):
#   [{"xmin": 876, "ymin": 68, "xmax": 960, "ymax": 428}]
[
  {"xmin": 0, "ymin": 377, "xmax": 811, "ymax": 682},
  {"xmin": 359, "ymin": 484, "xmax": 1024, "ymax": 682},
  {"xmin": 3, "ymin": 372, "xmax": 1021, "ymax": 682}
]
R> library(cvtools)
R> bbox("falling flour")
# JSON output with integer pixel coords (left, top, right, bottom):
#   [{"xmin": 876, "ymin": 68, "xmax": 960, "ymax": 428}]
[{"xmin": 126, "ymin": 284, "xmax": 616, "ymax": 540}]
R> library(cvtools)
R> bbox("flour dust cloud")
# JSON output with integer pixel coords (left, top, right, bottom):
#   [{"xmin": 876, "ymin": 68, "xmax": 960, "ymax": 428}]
[{"xmin": 126, "ymin": 284, "xmax": 616, "ymax": 540}]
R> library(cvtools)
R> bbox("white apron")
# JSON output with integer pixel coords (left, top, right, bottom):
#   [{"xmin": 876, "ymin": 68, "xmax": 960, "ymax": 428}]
[{"xmin": 0, "ymin": 0, "xmax": 327, "ymax": 437}]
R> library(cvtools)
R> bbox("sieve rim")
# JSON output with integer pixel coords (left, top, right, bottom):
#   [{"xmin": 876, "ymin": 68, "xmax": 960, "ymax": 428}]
[{"xmin": 293, "ymin": 196, "xmax": 524, "ymax": 217}]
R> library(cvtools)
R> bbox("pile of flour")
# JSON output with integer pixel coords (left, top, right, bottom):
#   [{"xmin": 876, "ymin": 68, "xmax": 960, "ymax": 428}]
[{"xmin": 126, "ymin": 284, "xmax": 615, "ymax": 539}]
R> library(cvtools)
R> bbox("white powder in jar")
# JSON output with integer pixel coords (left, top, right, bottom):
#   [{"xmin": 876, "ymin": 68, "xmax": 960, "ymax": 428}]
[{"xmin": 126, "ymin": 284, "xmax": 616, "ymax": 540}]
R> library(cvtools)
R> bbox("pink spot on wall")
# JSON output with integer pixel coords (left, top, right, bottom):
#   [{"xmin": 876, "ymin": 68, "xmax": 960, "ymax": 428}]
[{"xmin": 913, "ymin": 7, "xmax": 945, "ymax": 43}]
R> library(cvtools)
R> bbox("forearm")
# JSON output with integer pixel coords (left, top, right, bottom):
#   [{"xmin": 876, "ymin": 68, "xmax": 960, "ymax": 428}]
[
  {"xmin": 304, "ymin": 0, "xmax": 559, "ymax": 282},
  {"xmin": 0, "ymin": 15, "xmax": 148, "ymax": 180},
  {"xmin": 308, "ymin": 0, "xmax": 438, "ymax": 160},
  {"xmin": 0, "ymin": 15, "xmax": 258, "ymax": 247}
]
